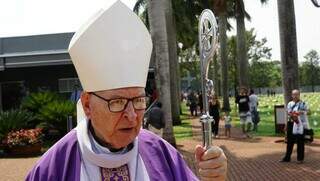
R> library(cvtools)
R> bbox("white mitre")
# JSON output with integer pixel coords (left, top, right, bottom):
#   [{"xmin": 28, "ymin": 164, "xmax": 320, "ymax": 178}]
[{"xmin": 68, "ymin": 0, "xmax": 152, "ymax": 92}]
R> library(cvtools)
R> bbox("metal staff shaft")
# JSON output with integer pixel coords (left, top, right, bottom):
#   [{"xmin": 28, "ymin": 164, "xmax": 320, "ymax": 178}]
[{"xmin": 198, "ymin": 9, "xmax": 218, "ymax": 150}]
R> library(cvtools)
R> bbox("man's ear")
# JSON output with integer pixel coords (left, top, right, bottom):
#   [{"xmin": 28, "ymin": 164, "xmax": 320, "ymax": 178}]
[{"xmin": 81, "ymin": 92, "xmax": 91, "ymax": 119}]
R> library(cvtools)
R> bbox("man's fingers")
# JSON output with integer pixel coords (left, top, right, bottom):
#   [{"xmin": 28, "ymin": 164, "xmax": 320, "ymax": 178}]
[
  {"xmin": 201, "ymin": 146, "xmax": 223, "ymax": 160},
  {"xmin": 199, "ymin": 166, "xmax": 226, "ymax": 177},
  {"xmin": 195, "ymin": 145, "xmax": 205, "ymax": 162},
  {"xmin": 197, "ymin": 146, "xmax": 227, "ymax": 181},
  {"xmin": 198, "ymin": 154, "xmax": 226, "ymax": 169}
]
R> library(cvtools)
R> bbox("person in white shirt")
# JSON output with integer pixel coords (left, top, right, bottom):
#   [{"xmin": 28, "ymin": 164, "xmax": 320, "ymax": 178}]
[
  {"xmin": 249, "ymin": 90, "xmax": 259, "ymax": 131},
  {"xmin": 280, "ymin": 89, "xmax": 309, "ymax": 163}
]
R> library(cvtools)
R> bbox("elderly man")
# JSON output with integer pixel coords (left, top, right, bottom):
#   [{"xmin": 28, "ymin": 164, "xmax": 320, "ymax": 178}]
[
  {"xmin": 26, "ymin": 1, "xmax": 227, "ymax": 180},
  {"xmin": 280, "ymin": 89, "xmax": 309, "ymax": 163}
]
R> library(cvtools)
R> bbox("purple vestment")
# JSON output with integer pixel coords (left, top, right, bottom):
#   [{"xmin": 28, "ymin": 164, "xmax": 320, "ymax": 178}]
[{"xmin": 26, "ymin": 129, "xmax": 198, "ymax": 181}]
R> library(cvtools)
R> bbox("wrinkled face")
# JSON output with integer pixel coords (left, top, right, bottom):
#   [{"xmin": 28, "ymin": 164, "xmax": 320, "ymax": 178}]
[
  {"xmin": 81, "ymin": 87, "xmax": 145, "ymax": 149},
  {"xmin": 292, "ymin": 90, "xmax": 300, "ymax": 102}
]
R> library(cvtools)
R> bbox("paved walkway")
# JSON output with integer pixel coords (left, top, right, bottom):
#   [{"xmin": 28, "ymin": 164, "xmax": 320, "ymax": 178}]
[
  {"xmin": 177, "ymin": 116, "xmax": 320, "ymax": 181},
  {"xmin": 0, "ymin": 156, "xmax": 38, "ymax": 181}
]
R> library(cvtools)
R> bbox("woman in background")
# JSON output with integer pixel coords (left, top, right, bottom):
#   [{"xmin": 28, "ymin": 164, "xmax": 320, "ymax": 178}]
[{"xmin": 209, "ymin": 95, "xmax": 220, "ymax": 138}]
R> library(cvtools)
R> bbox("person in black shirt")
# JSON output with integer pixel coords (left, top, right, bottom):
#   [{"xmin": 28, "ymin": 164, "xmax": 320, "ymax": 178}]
[
  {"xmin": 198, "ymin": 92, "xmax": 203, "ymax": 114},
  {"xmin": 146, "ymin": 102, "xmax": 165, "ymax": 129},
  {"xmin": 209, "ymin": 95, "xmax": 220, "ymax": 138},
  {"xmin": 235, "ymin": 87, "xmax": 252, "ymax": 138},
  {"xmin": 187, "ymin": 92, "xmax": 198, "ymax": 116}
]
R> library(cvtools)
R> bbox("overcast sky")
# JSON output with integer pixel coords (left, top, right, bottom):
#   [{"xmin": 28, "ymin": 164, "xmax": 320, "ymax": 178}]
[{"xmin": 0, "ymin": 0, "xmax": 319, "ymax": 62}]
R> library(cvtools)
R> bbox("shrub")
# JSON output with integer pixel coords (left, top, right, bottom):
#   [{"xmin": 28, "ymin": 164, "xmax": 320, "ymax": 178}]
[
  {"xmin": 20, "ymin": 91, "xmax": 61, "ymax": 127},
  {"xmin": 5, "ymin": 128, "xmax": 43, "ymax": 147},
  {"xmin": 0, "ymin": 109, "xmax": 34, "ymax": 141},
  {"xmin": 21, "ymin": 91, "xmax": 60, "ymax": 113},
  {"xmin": 37, "ymin": 100, "xmax": 76, "ymax": 135}
]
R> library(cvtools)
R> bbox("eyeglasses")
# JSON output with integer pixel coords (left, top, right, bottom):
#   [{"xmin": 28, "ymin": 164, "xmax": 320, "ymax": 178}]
[{"xmin": 90, "ymin": 92, "xmax": 149, "ymax": 113}]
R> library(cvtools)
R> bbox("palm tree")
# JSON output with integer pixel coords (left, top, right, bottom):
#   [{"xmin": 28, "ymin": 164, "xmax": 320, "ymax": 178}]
[
  {"xmin": 213, "ymin": 0, "xmax": 232, "ymax": 111},
  {"xmin": 165, "ymin": 0, "xmax": 181, "ymax": 125},
  {"xmin": 277, "ymin": 0, "xmax": 299, "ymax": 105},
  {"xmin": 234, "ymin": 0, "xmax": 268, "ymax": 89},
  {"xmin": 147, "ymin": 0, "xmax": 176, "ymax": 146},
  {"xmin": 135, "ymin": 0, "xmax": 181, "ymax": 126},
  {"xmin": 212, "ymin": 54, "xmax": 221, "ymax": 96},
  {"xmin": 234, "ymin": 0, "xmax": 249, "ymax": 88}
]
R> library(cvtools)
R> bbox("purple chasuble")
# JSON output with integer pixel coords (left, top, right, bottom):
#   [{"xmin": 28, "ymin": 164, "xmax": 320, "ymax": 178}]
[{"xmin": 26, "ymin": 129, "xmax": 198, "ymax": 181}]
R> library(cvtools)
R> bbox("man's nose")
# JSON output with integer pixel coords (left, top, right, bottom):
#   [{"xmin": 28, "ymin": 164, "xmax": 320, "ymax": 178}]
[{"xmin": 123, "ymin": 101, "xmax": 137, "ymax": 121}]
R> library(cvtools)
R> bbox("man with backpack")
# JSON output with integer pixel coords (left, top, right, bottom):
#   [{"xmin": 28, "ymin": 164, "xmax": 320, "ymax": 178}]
[{"xmin": 145, "ymin": 102, "xmax": 165, "ymax": 135}]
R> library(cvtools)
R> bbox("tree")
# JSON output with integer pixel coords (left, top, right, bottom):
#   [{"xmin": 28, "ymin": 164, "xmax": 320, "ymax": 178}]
[
  {"xmin": 245, "ymin": 29, "xmax": 280, "ymax": 89},
  {"xmin": 165, "ymin": 0, "xmax": 181, "ymax": 125},
  {"xmin": 227, "ymin": 28, "xmax": 275, "ymax": 91},
  {"xmin": 227, "ymin": 35, "xmax": 238, "ymax": 95},
  {"xmin": 277, "ymin": 0, "xmax": 299, "ymax": 105},
  {"xmin": 300, "ymin": 50, "xmax": 320, "ymax": 92},
  {"xmin": 233, "ymin": 0, "xmax": 268, "ymax": 89},
  {"xmin": 147, "ymin": 0, "xmax": 176, "ymax": 146},
  {"xmin": 135, "ymin": 0, "xmax": 181, "ymax": 125},
  {"xmin": 235, "ymin": 0, "xmax": 249, "ymax": 88},
  {"xmin": 213, "ymin": 0, "xmax": 232, "ymax": 111},
  {"xmin": 249, "ymin": 60, "xmax": 282, "ymax": 88}
]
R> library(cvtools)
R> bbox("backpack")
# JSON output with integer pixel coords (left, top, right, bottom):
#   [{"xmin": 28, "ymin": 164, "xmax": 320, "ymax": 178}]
[{"xmin": 147, "ymin": 107, "xmax": 165, "ymax": 129}]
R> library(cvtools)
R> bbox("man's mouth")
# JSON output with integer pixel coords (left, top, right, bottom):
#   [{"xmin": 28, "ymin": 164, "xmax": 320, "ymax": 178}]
[{"xmin": 119, "ymin": 127, "xmax": 134, "ymax": 132}]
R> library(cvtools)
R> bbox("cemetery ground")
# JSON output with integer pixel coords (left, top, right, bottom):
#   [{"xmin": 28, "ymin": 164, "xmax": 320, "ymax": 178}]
[
  {"xmin": 0, "ymin": 93, "xmax": 319, "ymax": 180},
  {"xmin": 175, "ymin": 92, "xmax": 320, "ymax": 140}
]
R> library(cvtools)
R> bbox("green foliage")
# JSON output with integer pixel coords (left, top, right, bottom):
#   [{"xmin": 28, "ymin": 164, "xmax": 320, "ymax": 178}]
[
  {"xmin": 227, "ymin": 28, "xmax": 276, "ymax": 89},
  {"xmin": 20, "ymin": 91, "xmax": 61, "ymax": 127},
  {"xmin": 133, "ymin": 0, "xmax": 237, "ymax": 51},
  {"xmin": 21, "ymin": 92, "xmax": 60, "ymax": 113},
  {"xmin": 20, "ymin": 91, "xmax": 76, "ymax": 135},
  {"xmin": 246, "ymin": 29, "xmax": 272, "ymax": 62},
  {"xmin": 249, "ymin": 60, "xmax": 282, "ymax": 88},
  {"xmin": 299, "ymin": 50, "xmax": 320, "ymax": 89},
  {"xmin": 0, "ymin": 109, "xmax": 34, "ymax": 141},
  {"xmin": 37, "ymin": 100, "xmax": 76, "ymax": 134}
]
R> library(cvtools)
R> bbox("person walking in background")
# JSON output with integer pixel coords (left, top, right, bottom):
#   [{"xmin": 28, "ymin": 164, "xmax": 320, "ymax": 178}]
[
  {"xmin": 187, "ymin": 91, "xmax": 198, "ymax": 116},
  {"xmin": 198, "ymin": 91, "xmax": 203, "ymax": 114},
  {"xmin": 222, "ymin": 111, "xmax": 232, "ymax": 138},
  {"xmin": 249, "ymin": 89, "xmax": 260, "ymax": 132},
  {"xmin": 70, "ymin": 84, "xmax": 82, "ymax": 103},
  {"xmin": 145, "ymin": 102, "xmax": 165, "ymax": 136},
  {"xmin": 236, "ymin": 87, "xmax": 252, "ymax": 138},
  {"xmin": 209, "ymin": 95, "xmax": 220, "ymax": 138},
  {"xmin": 280, "ymin": 89, "xmax": 309, "ymax": 163}
]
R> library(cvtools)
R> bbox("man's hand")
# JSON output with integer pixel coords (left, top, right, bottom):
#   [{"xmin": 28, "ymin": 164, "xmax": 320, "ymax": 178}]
[{"xmin": 195, "ymin": 145, "xmax": 227, "ymax": 181}]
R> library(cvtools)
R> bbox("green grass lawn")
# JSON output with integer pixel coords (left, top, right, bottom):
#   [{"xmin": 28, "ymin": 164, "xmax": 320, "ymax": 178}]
[
  {"xmin": 174, "ymin": 104, "xmax": 193, "ymax": 140},
  {"xmin": 174, "ymin": 92, "xmax": 320, "ymax": 139}
]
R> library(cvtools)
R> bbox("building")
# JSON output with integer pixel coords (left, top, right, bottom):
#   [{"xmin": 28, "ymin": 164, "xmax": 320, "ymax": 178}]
[{"xmin": 0, "ymin": 33, "xmax": 155, "ymax": 111}]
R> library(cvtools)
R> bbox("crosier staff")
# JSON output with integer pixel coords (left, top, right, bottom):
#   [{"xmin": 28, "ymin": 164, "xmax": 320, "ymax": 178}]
[{"xmin": 198, "ymin": 9, "xmax": 219, "ymax": 150}]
